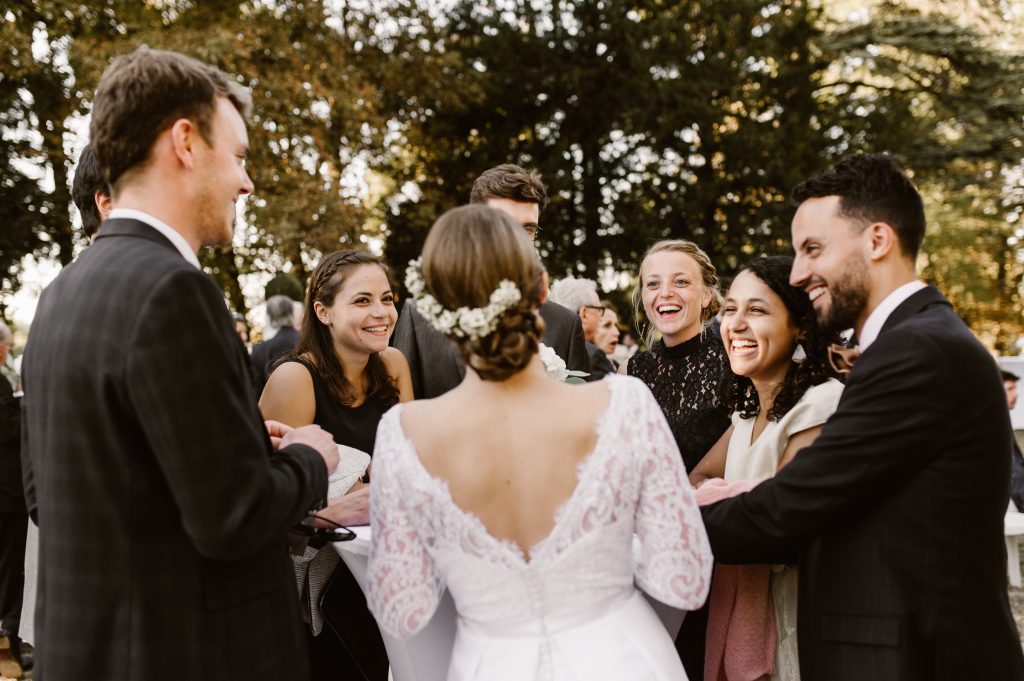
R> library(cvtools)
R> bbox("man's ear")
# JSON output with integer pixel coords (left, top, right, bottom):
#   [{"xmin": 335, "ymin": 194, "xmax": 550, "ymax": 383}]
[
  {"xmin": 865, "ymin": 222, "xmax": 898, "ymax": 262},
  {"xmin": 169, "ymin": 118, "xmax": 198, "ymax": 169},
  {"xmin": 94, "ymin": 191, "xmax": 112, "ymax": 220}
]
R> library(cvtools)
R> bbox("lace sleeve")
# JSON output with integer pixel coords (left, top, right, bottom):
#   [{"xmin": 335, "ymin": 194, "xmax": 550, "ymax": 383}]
[
  {"xmin": 366, "ymin": 412, "xmax": 444, "ymax": 639},
  {"xmin": 632, "ymin": 383, "xmax": 714, "ymax": 610}
]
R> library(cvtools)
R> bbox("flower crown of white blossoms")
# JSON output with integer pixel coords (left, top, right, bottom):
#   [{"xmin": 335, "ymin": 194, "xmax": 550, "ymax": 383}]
[{"xmin": 405, "ymin": 257, "xmax": 522, "ymax": 341}]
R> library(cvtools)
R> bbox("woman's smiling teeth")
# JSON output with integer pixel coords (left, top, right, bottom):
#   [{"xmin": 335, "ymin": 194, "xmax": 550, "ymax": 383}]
[
  {"xmin": 730, "ymin": 339, "xmax": 758, "ymax": 356},
  {"xmin": 363, "ymin": 325, "xmax": 389, "ymax": 335},
  {"xmin": 656, "ymin": 304, "xmax": 681, "ymax": 316}
]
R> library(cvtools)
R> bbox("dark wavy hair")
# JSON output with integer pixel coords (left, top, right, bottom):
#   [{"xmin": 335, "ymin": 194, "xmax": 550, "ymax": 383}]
[
  {"xmin": 284, "ymin": 250, "xmax": 399, "ymax": 408},
  {"xmin": 718, "ymin": 255, "xmax": 840, "ymax": 421}
]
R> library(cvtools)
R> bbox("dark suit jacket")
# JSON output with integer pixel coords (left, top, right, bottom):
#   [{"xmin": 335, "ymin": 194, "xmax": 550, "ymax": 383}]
[
  {"xmin": 0, "ymin": 376, "xmax": 23, "ymax": 513},
  {"xmin": 393, "ymin": 299, "xmax": 591, "ymax": 399},
  {"xmin": 586, "ymin": 341, "xmax": 615, "ymax": 381},
  {"xmin": 20, "ymin": 218, "xmax": 327, "ymax": 681},
  {"xmin": 702, "ymin": 287, "xmax": 1024, "ymax": 680},
  {"xmin": 251, "ymin": 326, "xmax": 299, "ymax": 397}
]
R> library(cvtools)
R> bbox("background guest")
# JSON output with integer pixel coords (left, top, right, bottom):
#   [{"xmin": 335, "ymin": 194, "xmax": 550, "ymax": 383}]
[
  {"xmin": 260, "ymin": 249, "xmax": 412, "ymax": 681},
  {"xmin": 0, "ymin": 321, "xmax": 29, "ymax": 678},
  {"xmin": 393, "ymin": 164, "xmax": 590, "ymax": 398},
  {"xmin": 1004, "ymin": 369, "xmax": 1024, "ymax": 512},
  {"xmin": 251, "ymin": 294, "xmax": 301, "ymax": 394},
  {"xmin": 595, "ymin": 300, "xmax": 621, "ymax": 370},
  {"xmin": 549, "ymin": 276, "xmax": 615, "ymax": 380},
  {"xmin": 620, "ymin": 238, "xmax": 736, "ymax": 680},
  {"xmin": 689, "ymin": 255, "xmax": 843, "ymax": 681},
  {"xmin": 70, "ymin": 145, "xmax": 111, "ymax": 243}
]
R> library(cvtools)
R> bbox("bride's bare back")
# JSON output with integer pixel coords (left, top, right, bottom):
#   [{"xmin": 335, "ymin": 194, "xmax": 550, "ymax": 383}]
[{"xmin": 399, "ymin": 358, "xmax": 612, "ymax": 559}]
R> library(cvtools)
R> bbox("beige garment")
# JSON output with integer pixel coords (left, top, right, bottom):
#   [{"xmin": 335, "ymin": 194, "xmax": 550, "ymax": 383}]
[{"xmin": 723, "ymin": 379, "xmax": 844, "ymax": 681}]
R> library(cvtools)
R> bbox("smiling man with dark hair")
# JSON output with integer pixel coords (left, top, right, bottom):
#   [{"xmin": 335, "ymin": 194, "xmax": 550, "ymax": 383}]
[{"xmin": 702, "ymin": 153, "xmax": 1024, "ymax": 681}]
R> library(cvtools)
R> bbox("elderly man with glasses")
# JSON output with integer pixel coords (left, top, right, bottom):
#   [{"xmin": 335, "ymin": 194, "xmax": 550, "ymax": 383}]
[{"xmin": 549, "ymin": 277, "xmax": 616, "ymax": 380}]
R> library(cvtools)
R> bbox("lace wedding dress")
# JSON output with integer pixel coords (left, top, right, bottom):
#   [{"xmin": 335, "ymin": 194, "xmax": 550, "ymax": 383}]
[{"xmin": 367, "ymin": 375, "xmax": 713, "ymax": 681}]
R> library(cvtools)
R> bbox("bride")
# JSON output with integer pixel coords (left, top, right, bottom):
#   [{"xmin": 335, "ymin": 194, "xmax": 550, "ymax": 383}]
[{"xmin": 366, "ymin": 204, "xmax": 712, "ymax": 680}]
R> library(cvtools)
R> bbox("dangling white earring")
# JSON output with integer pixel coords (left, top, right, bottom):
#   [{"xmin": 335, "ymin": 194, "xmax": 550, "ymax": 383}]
[{"xmin": 792, "ymin": 343, "xmax": 807, "ymax": 363}]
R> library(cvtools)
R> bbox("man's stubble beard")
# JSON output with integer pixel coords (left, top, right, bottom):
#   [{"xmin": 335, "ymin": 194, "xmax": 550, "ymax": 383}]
[{"xmin": 817, "ymin": 254, "xmax": 870, "ymax": 335}]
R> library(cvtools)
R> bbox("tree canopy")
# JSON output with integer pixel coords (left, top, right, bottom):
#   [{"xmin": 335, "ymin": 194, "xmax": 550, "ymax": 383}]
[{"xmin": 2, "ymin": 0, "xmax": 1022, "ymax": 351}]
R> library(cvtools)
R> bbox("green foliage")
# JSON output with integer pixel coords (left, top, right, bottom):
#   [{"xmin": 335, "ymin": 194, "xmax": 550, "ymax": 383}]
[
  {"xmin": 264, "ymin": 272, "xmax": 305, "ymax": 302},
  {"xmin": 2, "ymin": 0, "xmax": 1022, "ymax": 349}
]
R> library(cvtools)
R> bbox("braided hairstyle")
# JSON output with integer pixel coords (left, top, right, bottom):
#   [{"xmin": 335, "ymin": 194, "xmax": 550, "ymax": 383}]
[
  {"xmin": 421, "ymin": 204, "xmax": 545, "ymax": 381},
  {"xmin": 718, "ymin": 255, "xmax": 840, "ymax": 421},
  {"xmin": 285, "ymin": 250, "xmax": 400, "ymax": 407}
]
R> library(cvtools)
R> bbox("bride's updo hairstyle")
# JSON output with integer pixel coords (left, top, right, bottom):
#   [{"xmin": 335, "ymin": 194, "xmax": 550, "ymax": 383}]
[{"xmin": 421, "ymin": 204, "xmax": 545, "ymax": 381}]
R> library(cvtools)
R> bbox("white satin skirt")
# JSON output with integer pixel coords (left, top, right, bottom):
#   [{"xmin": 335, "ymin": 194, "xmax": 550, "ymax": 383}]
[{"xmin": 446, "ymin": 589, "xmax": 687, "ymax": 681}]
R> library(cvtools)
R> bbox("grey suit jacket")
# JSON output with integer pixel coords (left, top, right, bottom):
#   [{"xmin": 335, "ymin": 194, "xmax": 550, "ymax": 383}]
[
  {"xmin": 21, "ymin": 218, "xmax": 327, "ymax": 681},
  {"xmin": 393, "ymin": 299, "xmax": 591, "ymax": 399},
  {"xmin": 702, "ymin": 287, "xmax": 1024, "ymax": 680}
]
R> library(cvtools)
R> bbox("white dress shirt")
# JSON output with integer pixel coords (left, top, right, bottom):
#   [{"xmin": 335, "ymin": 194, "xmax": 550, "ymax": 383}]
[
  {"xmin": 858, "ymin": 280, "xmax": 927, "ymax": 351},
  {"xmin": 107, "ymin": 208, "xmax": 201, "ymax": 270}
]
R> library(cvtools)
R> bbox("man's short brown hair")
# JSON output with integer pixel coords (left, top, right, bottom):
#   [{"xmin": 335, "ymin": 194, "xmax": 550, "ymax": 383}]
[
  {"xmin": 89, "ymin": 45, "xmax": 252, "ymax": 192},
  {"xmin": 469, "ymin": 164, "xmax": 549, "ymax": 211}
]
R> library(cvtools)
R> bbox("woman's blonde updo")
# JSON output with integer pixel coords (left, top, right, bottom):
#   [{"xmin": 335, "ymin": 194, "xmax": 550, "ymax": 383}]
[{"xmin": 421, "ymin": 204, "xmax": 545, "ymax": 381}]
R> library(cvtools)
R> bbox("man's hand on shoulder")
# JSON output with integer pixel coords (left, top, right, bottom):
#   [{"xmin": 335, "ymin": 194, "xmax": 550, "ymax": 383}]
[{"xmin": 275, "ymin": 422, "xmax": 339, "ymax": 474}]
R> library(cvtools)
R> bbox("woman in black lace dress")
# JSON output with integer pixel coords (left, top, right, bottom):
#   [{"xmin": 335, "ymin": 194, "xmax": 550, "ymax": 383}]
[{"xmin": 623, "ymin": 239, "xmax": 735, "ymax": 681}]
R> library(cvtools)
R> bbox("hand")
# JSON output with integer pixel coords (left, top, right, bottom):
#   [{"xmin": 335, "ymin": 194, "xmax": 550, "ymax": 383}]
[
  {"xmin": 264, "ymin": 420, "xmax": 293, "ymax": 450},
  {"xmin": 313, "ymin": 484, "xmax": 370, "ymax": 527},
  {"xmin": 280, "ymin": 424, "xmax": 339, "ymax": 474}
]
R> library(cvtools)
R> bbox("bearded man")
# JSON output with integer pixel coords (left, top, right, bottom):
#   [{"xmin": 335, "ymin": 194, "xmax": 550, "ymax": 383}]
[{"xmin": 701, "ymin": 153, "xmax": 1024, "ymax": 681}]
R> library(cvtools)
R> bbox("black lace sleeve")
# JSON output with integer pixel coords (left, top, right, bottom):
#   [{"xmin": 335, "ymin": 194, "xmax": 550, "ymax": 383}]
[{"xmin": 628, "ymin": 332, "xmax": 733, "ymax": 472}]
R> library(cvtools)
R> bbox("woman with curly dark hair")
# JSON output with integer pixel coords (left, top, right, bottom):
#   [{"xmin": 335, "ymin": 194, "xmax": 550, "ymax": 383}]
[{"xmin": 690, "ymin": 254, "xmax": 843, "ymax": 681}]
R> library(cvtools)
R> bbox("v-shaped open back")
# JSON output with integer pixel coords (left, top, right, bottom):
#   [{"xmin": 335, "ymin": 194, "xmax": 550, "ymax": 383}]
[{"xmin": 392, "ymin": 382, "xmax": 618, "ymax": 563}]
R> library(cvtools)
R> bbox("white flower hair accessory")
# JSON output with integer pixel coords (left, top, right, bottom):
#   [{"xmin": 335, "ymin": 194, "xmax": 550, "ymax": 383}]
[{"xmin": 405, "ymin": 257, "xmax": 523, "ymax": 341}]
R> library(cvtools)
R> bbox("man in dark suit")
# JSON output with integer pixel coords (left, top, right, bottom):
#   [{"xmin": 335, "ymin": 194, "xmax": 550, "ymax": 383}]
[
  {"xmin": 251, "ymin": 294, "xmax": 301, "ymax": 395},
  {"xmin": 0, "ymin": 322, "xmax": 30, "ymax": 678},
  {"xmin": 21, "ymin": 46, "xmax": 339, "ymax": 681},
  {"xmin": 702, "ymin": 153, "xmax": 1024, "ymax": 680},
  {"xmin": 394, "ymin": 164, "xmax": 590, "ymax": 398}
]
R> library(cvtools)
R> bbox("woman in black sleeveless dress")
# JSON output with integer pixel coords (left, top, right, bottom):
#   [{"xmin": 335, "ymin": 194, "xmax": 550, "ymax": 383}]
[
  {"xmin": 623, "ymin": 240, "xmax": 739, "ymax": 681},
  {"xmin": 260, "ymin": 250, "xmax": 412, "ymax": 681}
]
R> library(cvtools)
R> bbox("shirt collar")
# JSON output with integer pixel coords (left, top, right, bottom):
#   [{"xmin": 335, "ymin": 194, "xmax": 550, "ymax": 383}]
[
  {"xmin": 107, "ymin": 208, "xmax": 201, "ymax": 270},
  {"xmin": 858, "ymin": 280, "xmax": 927, "ymax": 351}
]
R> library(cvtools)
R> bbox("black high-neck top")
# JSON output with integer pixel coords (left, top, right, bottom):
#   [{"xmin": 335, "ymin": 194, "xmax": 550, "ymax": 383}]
[{"xmin": 627, "ymin": 331, "xmax": 732, "ymax": 472}]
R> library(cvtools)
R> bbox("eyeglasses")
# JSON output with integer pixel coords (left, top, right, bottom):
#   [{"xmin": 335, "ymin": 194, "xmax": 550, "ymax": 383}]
[
  {"xmin": 294, "ymin": 513, "xmax": 356, "ymax": 550},
  {"xmin": 828, "ymin": 343, "xmax": 860, "ymax": 376},
  {"xmin": 583, "ymin": 305, "xmax": 606, "ymax": 317},
  {"xmin": 523, "ymin": 224, "xmax": 542, "ymax": 239}
]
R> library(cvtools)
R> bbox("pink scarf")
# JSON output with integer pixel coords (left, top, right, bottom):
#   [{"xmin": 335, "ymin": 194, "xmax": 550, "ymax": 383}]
[{"xmin": 695, "ymin": 479, "xmax": 776, "ymax": 681}]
